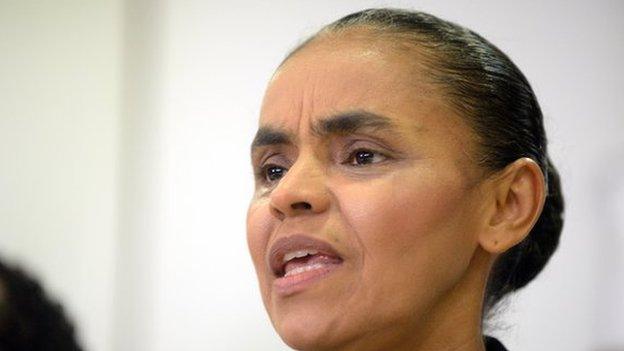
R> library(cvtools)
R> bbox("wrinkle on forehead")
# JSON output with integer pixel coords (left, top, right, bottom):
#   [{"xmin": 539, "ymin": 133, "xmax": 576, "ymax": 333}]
[{"xmin": 261, "ymin": 44, "xmax": 416, "ymax": 135}]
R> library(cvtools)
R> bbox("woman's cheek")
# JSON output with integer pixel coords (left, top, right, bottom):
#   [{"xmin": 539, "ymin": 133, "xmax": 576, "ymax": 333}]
[
  {"xmin": 246, "ymin": 200, "xmax": 273, "ymax": 275},
  {"xmin": 343, "ymin": 170, "xmax": 457, "ymax": 233},
  {"xmin": 339, "ymin": 170, "xmax": 468, "ymax": 276}
]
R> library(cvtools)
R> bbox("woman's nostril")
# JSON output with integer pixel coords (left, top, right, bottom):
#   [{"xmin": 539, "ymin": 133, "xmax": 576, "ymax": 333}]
[
  {"xmin": 270, "ymin": 205, "xmax": 285, "ymax": 220},
  {"xmin": 291, "ymin": 202, "xmax": 312, "ymax": 210}
]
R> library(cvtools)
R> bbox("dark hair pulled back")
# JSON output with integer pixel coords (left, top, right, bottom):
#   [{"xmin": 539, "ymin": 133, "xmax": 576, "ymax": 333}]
[{"xmin": 286, "ymin": 8, "xmax": 565, "ymax": 315}]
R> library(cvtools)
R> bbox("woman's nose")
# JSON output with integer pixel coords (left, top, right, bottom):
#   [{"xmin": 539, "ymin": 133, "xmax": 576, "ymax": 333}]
[{"xmin": 268, "ymin": 157, "xmax": 330, "ymax": 220}]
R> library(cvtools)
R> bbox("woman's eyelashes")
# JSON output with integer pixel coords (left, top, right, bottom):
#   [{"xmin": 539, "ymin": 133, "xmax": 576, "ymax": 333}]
[
  {"xmin": 253, "ymin": 151, "xmax": 290, "ymax": 185},
  {"xmin": 261, "ymin": 163, "xmax": 287, "ymax": 183},
  {"xmin": 344, "ymin": 148, "xmax": 388, "ymax": 167},
  {"xmin": 255, "ymin": 147, "xmax": 389, "ymax": 185},
  {"xmin": 252, "ymin": 161, "xmax": 287, "ymax": 186}
]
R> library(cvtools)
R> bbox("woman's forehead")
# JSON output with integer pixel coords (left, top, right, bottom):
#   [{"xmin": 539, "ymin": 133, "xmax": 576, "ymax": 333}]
[{"xmin": 259, "ymin": 40, "xmax": 437, "ymax": 132}]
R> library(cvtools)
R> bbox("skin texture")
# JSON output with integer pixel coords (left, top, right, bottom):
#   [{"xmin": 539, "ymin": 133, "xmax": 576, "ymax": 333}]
[{"xmin": 247, "ymin": 32, "xmax": 545, "ymax": 351}]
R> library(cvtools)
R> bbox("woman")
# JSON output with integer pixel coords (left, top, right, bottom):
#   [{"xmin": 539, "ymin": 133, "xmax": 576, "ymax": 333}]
[{"xmin": 247, "ymin": 8, "xmax": 564, "ymax": 351}]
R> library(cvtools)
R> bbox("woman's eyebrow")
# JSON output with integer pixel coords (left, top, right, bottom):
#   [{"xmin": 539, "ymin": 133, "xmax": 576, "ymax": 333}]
[
  {"xmin": 250, "ymin": 110, "xmax": 402, "ymax": 154},
  {"xmin": 250, "ymin": 127, "xmax": 293, "ymax": 153},
  {"xmin": 312, "ymin": 110, "xmax": 399, "ymax": 137}
]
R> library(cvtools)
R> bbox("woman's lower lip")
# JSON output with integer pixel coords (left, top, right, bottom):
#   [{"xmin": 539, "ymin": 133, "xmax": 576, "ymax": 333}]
[{"xmin": 273, "ymin": 263, "xmax": 342, "ymax": 296}]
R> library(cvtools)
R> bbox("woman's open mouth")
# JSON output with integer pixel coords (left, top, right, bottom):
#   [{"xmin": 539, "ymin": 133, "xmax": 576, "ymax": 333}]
[{"xmin": 268, "ymin": 235, "xmax": 343, "ymax": 296}]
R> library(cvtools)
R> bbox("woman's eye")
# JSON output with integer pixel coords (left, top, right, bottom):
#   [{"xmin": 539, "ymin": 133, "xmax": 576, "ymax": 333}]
[
  {"xmin": 348, "ymin": 149, "xmax": 387, "ymax": 166},
  {"xmin": 261, "ymin": 164, "xmax": 287, "ymax": 183}
]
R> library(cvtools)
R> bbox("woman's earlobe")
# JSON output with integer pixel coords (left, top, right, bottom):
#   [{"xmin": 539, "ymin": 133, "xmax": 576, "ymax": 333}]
[{"xmin": 479, "ymin": 158, "xmax": 546, "ymax": 254}]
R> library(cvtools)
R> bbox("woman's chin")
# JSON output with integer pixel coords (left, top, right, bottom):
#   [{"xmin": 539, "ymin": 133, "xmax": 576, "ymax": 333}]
[{"xmin": 274, "ymin": 314, "xmax": 347, "ymax": 351}]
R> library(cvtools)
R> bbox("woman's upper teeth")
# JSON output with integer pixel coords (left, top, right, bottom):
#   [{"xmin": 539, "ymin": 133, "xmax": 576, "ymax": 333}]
[{"xmin": 283, "ymin": 249, "xmax": 319, "ymax": 263}]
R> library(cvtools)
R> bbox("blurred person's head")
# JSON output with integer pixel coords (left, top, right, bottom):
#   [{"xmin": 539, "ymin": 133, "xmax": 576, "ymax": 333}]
[
  {"xmin": 0, "ymin": 258, "xmax": 82, "ymax": 351},
  {"xmin": 247, "ymin": 8, "xmax": 563, "ymax": 351}
]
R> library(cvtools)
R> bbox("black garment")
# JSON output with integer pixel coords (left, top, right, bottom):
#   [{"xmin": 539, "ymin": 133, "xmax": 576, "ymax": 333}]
[{"xmin": 484, "ymin": 336, "xmax": 508, "ymax": 351}]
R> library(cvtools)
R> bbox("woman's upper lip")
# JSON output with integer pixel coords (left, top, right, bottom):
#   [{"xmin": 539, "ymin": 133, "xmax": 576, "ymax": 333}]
[{"xmin": 267, "ymin": 234, "xmax": 342, "ymax": 277}]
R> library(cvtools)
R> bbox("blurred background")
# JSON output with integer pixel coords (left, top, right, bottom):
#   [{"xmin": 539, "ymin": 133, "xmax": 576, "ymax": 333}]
[{"xmin": 0, "ymin": 0, "xmax": 622, "ymax": 350}]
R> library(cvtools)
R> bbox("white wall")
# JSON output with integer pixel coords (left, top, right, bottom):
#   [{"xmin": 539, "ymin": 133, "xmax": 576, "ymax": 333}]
[
  {"xmin": 1, "ymin": 1, "xmax": 622, "ymax": 350},
  {"xmin": 112, "ymin": 0, "xmax": 165, "ymax": 350},
  {"xmin": 0, "ymin": 1, "xmax": 122, "ymax": 350}
]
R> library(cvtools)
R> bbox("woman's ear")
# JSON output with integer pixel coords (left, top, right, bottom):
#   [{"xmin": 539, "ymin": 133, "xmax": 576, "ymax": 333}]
[{"xmin": 479, "ymin": 158, "xmax": 546, "ymax": 254}]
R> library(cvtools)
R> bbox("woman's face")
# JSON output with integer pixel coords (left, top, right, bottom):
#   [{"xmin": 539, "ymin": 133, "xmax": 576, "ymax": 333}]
[{"xmin": 247, "ymin": 36, "xmax": 488, "ymax": 350}]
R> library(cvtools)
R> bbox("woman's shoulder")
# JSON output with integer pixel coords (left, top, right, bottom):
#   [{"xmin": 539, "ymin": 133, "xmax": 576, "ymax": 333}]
[{"xmin": 484, "ymin": 335, "xmax": 508, "ymax": 351}]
